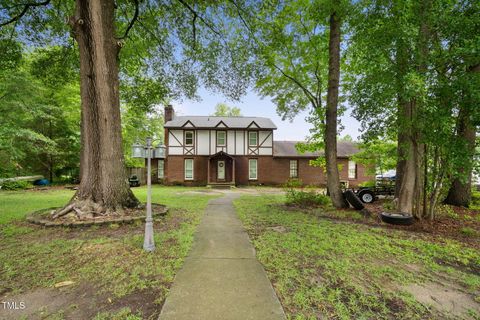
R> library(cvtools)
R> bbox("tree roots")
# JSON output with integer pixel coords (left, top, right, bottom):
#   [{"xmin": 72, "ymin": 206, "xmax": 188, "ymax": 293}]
[{"xmin": 51, "ymin": 199, "xmax": 133, "ymax": 220}]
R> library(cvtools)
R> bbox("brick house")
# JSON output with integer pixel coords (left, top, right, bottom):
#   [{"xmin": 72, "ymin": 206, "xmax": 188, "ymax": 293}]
[{"xmin": 150, "ymin": 105, "xmax": 374, "ymax": 187}]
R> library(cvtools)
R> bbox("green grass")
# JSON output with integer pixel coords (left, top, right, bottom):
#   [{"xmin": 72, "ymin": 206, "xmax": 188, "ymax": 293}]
[
  {"xmin": 234, "ymin": 194, "xmax": 480, "ymax": 320},
  {"xmin": 0, "ymin": 189, "xmax": 75, "ymax": 224},
  {"xmin": 0, "ymin": 185, "xmax": 219, "ymax": 319}
]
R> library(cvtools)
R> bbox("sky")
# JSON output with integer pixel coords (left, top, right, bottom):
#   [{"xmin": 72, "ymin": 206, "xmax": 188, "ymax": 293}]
[{"xmin": 173, "ymin": 88, "xmax": 362, "ymax": 141}]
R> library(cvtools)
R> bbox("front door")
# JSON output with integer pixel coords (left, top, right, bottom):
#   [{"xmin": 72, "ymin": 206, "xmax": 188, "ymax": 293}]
[{"xmin": 217, "ymin": 160, "xmax": 225, "ymax": 180}]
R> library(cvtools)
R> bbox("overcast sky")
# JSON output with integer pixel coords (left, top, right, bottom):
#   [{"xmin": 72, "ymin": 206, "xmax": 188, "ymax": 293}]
[{"xmin": 173, "ymin": 87, "xmax": 362, "ymax": 141}]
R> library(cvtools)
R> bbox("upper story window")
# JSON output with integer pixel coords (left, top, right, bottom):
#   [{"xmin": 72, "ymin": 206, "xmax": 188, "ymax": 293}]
[
  {"xmin": 217, "ymin": 131, "xmax": 226, "ymax": 146},
  {"xmin": 185, "ymin": 131, "xmax": 194, "ymax": 146},
  {"xmin": 248, "ymin": 131, "xmax": 258, "ymax": 146},
  {"xmin": 348, "ymin": 160, "xmax": 356, "ymax": 179}
]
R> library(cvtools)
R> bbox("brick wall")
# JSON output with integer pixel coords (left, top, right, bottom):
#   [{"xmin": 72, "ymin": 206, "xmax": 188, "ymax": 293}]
[{"xmin": 164, "ymin": 155, "xmax": 374, "ymax": 187}]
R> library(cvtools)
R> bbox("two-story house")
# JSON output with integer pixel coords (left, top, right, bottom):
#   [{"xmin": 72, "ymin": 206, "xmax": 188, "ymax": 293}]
[{"xmin": 151, "ymin": 105, "xmax": 373, "ymax": 187}]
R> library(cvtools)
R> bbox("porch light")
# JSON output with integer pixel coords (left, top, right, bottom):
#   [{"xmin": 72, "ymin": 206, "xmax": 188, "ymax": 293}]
[
  {"xmin": 131, "ymin": 142, "xmax": 146, "ymax": 159},
  {"xmin": 153, "ymin": 144, "xmax": 166, "ymax": 159}
]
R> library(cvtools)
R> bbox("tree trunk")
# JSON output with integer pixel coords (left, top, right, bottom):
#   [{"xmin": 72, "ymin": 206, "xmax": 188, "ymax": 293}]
[
  {"xmin": 397, "ymin": 1, "xmax": 429, "ymax": 218},
  {"xmin": 57, "ymin": 0, "xmax": 139, "ymax": 217},
  {"xmin": 394, "ymin": 38, "xmax": 408, "ymax": 199},
  {"xmin": 325, "ymin": 8, "xmax": 348, "ymax": 209},
  {"xmin": 444, "ymin": 64, "xmax": 479, "ymax": 207},
  {"xmin": 395, "ymin": 109, "xmax": 408, "ymax": 199},
  {"xmin": 444, "ymin": 106, "xmax": 476, "ymax": 207}
]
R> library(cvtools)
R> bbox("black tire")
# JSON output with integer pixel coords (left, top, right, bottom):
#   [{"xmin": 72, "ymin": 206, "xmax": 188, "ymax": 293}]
[
  {"xmin": 344, "ymin": 190, "xmax": 365, "ymax": 210},
  {"xmin": 380, "ymin": 212, "xmax": 414, "ymax": 225},
  {"xmin": 358, "ymin": 190, "xmax": 375, "ymax": 203}
]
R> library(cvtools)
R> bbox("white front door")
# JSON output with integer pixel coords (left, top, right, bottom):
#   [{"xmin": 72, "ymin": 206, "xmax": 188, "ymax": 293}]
[{"xmin": 217, "ymin": 160, "xmax": 225, "ymax": 180}]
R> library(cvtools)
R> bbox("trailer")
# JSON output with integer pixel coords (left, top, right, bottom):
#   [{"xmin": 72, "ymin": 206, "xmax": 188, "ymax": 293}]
[{"xmin": 350, "ymin": 175, "xmax": 396, "ymax": 204}]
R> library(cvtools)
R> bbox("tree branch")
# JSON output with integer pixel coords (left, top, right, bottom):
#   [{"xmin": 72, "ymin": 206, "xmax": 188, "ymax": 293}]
[
  {"xmin": 230, "ymin": 0, "xmax": 317, "ymax": 107},
  {"xmin": 176, "ymin": 0, "xmax": 220, "ymax": 36},
  {"xmin": 0, "ymin": 0, "xmax": 50, "ymax": 27},
  {"xmin": 118, "ymin": 0, "xmax": 139, "ymax": 40}
]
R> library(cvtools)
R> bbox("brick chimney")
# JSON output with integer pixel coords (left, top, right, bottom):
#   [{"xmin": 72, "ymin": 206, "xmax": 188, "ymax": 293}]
[{"xmin": 164, "ymin": 104, "xmax": 175, "ymax": 122}]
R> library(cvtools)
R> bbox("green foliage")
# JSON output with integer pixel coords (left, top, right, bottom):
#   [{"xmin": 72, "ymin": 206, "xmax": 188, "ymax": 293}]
[
  {"xmin": 0, "ymin": 180, "xmax": 31, "ymax": 190},
  {"xmin": 352, "ymin": 140, "xmax": 397, "ymax": 176},
  {"xmin": 346, "ymin": 0, "xmax": 480, "ymax": 212},
  {"xmin": 382, "ymin": 200, "xmax": 396, "ymax": 212},
  {"xmin": 460, "ymin": 227, "xmax": 478, "ymax": 238},
  {"xmin": 436, "ymin": 205, "xmax": 458, "ymax": 220},
  {"xmin": 284, "ymin": 179, "xmax": 331, "ymax": 208},
  {"xmin": 211, "ymin": 103, "xmax": 242, "ymax": 116},
  {"xmin": 358, "ymin": 180, "xmax": 376, "ymax": 188},
  {"xmin": 0, "ymin": 45, "xmax": 80, "ymax": 180}
]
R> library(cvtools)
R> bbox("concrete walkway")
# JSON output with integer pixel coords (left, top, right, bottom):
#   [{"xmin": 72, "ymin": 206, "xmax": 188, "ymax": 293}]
[{"xmin": 159, "ymin": 193, "xmax": 286, "ymax": 320}]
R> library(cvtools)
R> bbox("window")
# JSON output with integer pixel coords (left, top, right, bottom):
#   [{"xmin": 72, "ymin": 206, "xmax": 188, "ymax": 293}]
[
  {"xmin": 157, "ymin": 160, "xmax": 164, "ymax": 179},
  {"xmin": 249, "ymin": 159, "xmax": 257, "ymax": 180},
  {"xmin": 185, "ymin": 159, "xmax": 194, "ymax": 180},
  {"xmin": 289, "ymin": 160, "xmax": 298, "ymax": 178},
  {"xmin": 217, "ymin": 131, "xmax": 226, "ymax": 146},
  {"xmin": 248, "ymin": 131, "xmax": 258, "ymax": 146},
  {"xmin": 348, "ymin": 160, "xmax": 356, "ymax": 179},
  {"xmin": 185, "ymin": 131, "xmax": 194, "ymax": 146}
]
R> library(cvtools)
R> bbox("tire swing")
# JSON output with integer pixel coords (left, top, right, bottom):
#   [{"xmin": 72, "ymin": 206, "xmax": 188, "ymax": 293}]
[{"xmin": 380, "ymin": 212, "xmax": 414, "ymax": 225}]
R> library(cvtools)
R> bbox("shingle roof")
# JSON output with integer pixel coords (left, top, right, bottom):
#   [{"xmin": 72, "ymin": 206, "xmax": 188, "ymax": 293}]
[
  {"xmin": 164, "ymin": 116, "xmax": 277, "ymax": 129},
  {"xmin": 273, "ymin": 141, "xmax": 359, "ymax": 158}
]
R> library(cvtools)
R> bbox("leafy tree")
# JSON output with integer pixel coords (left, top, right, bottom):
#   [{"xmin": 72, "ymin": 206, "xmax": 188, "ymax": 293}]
[
  {"xmin": 347, "ymin": 0, "xmax": 480, "ymax": 217},
  {"xmin": 1, "ymin": 0, "xmax": 254, "ymax": 218},
  {"xmin": 0, "ymin": 46, "xmax": 80, "ymax": 181},
  {"xmin": 212, "ymin": 103, "xmax": 242, "ymax": 116},
  {"xmin": 230, "ymin": 0, "xmax": 350, "ymax": 208},
  {"xmin": 352, "ymin": 140, "xmax": 397, "ymax": 176}
]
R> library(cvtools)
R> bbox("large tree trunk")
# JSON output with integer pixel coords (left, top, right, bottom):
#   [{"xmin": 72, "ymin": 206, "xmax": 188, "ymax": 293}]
[
  {"xmin": 55, "ymin": 0, "xmax": 139, "ymax": 218},
  {"xmin": 325, "ymin": 8, "xmax": 348, "ymax": 209},
  {"xmin": 444, "ymin": 104, "xmax": 476, "ymax": 207},
  {"xmin": 397, "ymin": 1, "xmax": 430, "ymax": 218},
  {"xmin": 444, "ymin": 64, "xmax": 479, "ymax": 207}
]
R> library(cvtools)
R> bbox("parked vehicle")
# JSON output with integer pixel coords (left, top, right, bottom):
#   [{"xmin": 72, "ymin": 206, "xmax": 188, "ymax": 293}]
[{"xmin": 349, "ymin": 174, "xmax": 396, "ymax": 204}]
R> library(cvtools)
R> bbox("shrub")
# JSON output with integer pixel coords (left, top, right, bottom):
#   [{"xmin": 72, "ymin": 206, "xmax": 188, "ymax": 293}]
[
  {"xmin": 436, "ymin": 204, "xmax": 458, "ymax": 219},
  {"xmin": 358, "ymin": 180, "xmax": 376, "ymax": 188},
  {"xmin": 460, "ymin": 227, "xmax": 478, "ymax": 238},
  {"xmin": 382, "ymin": 200, "xmax": 396, "ymax": 211},
  {"xmin": 286, "ymin": 190, "xmax": 331, "ymax": 207},
  {"xmin": 284, "ymin": 179, "xmax": 330, "ymax": 207},
  {"xmin": 0, "ymin": 180, "xmax": 31, "ymax": 190}
]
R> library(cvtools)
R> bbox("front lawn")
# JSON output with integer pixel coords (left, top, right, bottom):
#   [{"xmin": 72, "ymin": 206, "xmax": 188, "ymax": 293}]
[
  {"xmin": 234, "ymin": 194, "xmax": 480, "ymax": 320},
  {"xmin": 0, "ymin": 186, "xmax": 219, "ymax": 319}
]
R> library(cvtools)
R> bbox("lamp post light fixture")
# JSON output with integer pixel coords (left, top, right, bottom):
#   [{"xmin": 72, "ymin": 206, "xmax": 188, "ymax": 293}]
[{"xmin": 131, "ymin": 137, "xmax": 166, "ymax": 252}]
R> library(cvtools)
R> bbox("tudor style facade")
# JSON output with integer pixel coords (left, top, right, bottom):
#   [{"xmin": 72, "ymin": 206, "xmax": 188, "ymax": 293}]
[{"xmin": 150, "ymin": 105, "xmax": 373, "ymax": 187}]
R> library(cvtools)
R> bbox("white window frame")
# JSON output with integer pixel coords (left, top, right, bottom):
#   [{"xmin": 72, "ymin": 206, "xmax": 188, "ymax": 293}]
[
  {"xmin": 248, "ymin": 131, "xmax": 258, "ymax": 146},
  {"xmin": 185, "ymin": 159, "xmax": 194, "ymax": 180},
  {"xmin": 158, "ymin": 159, "xmax": 165, "ymax": 179},
  {"xmin": 185, "ymin": 131, "xmax": 194, "ymax": 146},
  {"xmin": 289, "ymin": 160, "xmax": 298, "ymax": 178},
  {"xmin": 248, "ymin": 159, "xmax": 258, "ymax": 180},
  {"xmin": 348, "ymin": 160, "xmax": 356, "ymax": 179},
  {"xmin": 217, "ymin": 131, "xmax": 226, "ymax": 146}
]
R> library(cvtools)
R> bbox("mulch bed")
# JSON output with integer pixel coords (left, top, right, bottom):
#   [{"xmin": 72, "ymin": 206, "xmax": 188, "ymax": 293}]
[
  {"xmin": 27, "ymin": 204, "xmax": 168, "ymax": 227},
  {"xmin": 362, "ymin": 200, "xmax": 480, "ymax": 247}
]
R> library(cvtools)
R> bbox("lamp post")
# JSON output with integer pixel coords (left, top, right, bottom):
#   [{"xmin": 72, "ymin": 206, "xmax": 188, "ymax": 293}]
[{"xmin": 132, "ymin": 138, "xmax": 166, "ymax": 252}]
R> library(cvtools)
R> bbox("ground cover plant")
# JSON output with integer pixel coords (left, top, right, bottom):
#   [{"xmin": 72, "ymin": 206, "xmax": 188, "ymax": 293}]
[
  {"xmin": 234, "ymin": 194, "xmax": 480, "ymax": 320},
  {"xmin": 0, "ymin": 186, "xmax": 219, "ymax": 319}
]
